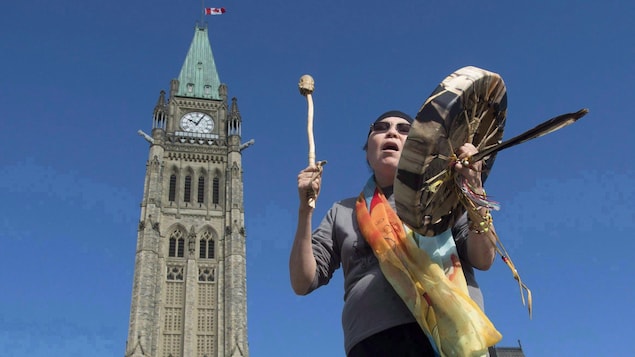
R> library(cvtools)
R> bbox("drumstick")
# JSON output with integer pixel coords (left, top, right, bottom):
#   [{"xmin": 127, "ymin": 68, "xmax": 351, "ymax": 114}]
[
  {"xmin": 298, "ymin": 74, "xmax": 325, "ymax": 208},
  {"xmin": 299, "ymin": 75, "xmax": 316, "ymax": 167}
]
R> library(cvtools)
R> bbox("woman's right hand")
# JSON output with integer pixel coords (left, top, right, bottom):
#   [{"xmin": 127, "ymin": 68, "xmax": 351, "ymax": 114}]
[
  {"xmin": 291, "ymin": 165, "xmax": 323, "ymax": 294},
  {"xmin": 297, "ymin": 165, "xmax": 323, "ymax": 210}
]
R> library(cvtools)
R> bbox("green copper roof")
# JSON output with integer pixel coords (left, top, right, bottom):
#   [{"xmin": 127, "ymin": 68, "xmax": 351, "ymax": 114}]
[{"xmin": 176, "ymin": 25, "xmax": 221, "ymax": 99}]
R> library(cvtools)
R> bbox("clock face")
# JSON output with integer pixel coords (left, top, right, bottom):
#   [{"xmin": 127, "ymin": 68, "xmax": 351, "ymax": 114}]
[{"xmin": 180, "ymin": 112, "xmax": 214, "ymax": 133}]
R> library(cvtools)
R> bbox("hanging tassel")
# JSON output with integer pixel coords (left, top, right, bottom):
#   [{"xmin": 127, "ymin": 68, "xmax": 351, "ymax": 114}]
[{"xmin": 457, "ymin": 176, "xmax": 501, "ymax": 211}]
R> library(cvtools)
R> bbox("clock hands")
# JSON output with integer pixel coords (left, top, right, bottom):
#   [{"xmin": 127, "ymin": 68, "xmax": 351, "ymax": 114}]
[
  {"xmin": 186, "ymin": 114, "xmax": 205, "ymax": 128},
  {"xmin": 194, "ymin": 114, "xmax": 205, "ymax": 125},
  {"xmin": 182, "ymin": 113, "xmax": 212, "ymax": 133}
]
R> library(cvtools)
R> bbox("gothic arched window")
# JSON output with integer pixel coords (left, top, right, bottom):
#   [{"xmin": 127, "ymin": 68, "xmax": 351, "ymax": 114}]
[
  {"xmin": 199, "ymin": 231, "xmax": 215, "ymax": 259},
  {"xmin": 184, "ymin": 175, "xmax": 192, "ymax": 203},
  {"xmin": 197, "ymin": 176, "xmax": 205, "ymax": 203},
  {"xmin": 212, "ymin": 177, "xmax": 220, "ymax": 205},
  {"xmin": 168, "ymin": 230, "xmax": 185, "ymax": 258},
  {"xmin": 168, "ymin": 174, "xmax": 177, "ymax": 202}
]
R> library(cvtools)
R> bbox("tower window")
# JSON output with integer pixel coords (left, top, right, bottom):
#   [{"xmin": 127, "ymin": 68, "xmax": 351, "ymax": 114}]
[
  {"xmin": 197, "ymin": 176, "xmax": 205, "ymax": 203},
  {"xmin": 204, "ymin": 85, "xmax": 211, "ymax": 94},
  {"xmin": 199, "ymin": 231, "xmax": 215, "ymax": 259},
  {"xmin": 184, "ymin": 176, "xmax": 192, "ymax": 203},
  {"xmin": 169, "ymin": 230, "xmax": 185, "ymax": 258},
  {"xmin": 199, "ymin": 240, "xmax": 207, "ymax": 259},
  {"xmin": 207, "ymin": 240, "xmax": 215, "ymax": 259},
  {"xmin": 169, "ymin": 174, "xmax": 177, "ymax": 202},
  {"xmin": 212, "ymin": 177, "xmax": 219, "ymax": 204},
  {"xmin": 177, "ymin": 238, "xmax": 185, "ymax": 257},
  {"xmin": 187, "ymin": 83, "xmax": 194, "ymax": 93},
  {"xmin": 169, "ymin": 238, "xmax": 176, "ymax": 257}
]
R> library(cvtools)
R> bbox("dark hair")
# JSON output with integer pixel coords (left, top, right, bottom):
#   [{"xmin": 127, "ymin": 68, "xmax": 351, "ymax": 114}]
[{"xmin": 372, "ymin": 110, "xmax": 413, "ymax": 124}]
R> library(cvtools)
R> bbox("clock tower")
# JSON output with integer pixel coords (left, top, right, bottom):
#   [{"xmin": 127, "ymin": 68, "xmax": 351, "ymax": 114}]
[{"xmin": 125, "ymin": 24, "xmax": 251, "ymax": 357}]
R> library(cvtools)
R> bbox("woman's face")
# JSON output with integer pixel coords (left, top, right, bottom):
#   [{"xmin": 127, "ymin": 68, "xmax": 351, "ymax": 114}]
[{"xmin": 365, "ymin": 116, "xmax": 411, "ymax": 183}]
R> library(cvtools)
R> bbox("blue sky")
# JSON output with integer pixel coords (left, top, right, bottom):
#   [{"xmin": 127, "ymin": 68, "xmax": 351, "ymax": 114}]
[{"xmin": 1, "ymin": 1, "xmax": 634, "ymax": 356}]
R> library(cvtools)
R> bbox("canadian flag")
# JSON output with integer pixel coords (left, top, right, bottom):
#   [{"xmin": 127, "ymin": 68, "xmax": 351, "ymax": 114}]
[{"xmin": 204, "ymin": 7, "xmax": 226, "ymax": 15}]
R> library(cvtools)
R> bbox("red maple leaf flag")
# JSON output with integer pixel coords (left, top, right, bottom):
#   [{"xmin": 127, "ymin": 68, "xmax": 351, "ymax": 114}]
[{"xmin": 204, "ymin": 7, "xmax": 226, "ymax": 15}]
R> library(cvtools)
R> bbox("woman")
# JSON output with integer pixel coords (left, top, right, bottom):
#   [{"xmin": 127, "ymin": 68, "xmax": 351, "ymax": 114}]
[{"xmin": 289, "ymin": 110, "xmax": 497, "ymax": 356}]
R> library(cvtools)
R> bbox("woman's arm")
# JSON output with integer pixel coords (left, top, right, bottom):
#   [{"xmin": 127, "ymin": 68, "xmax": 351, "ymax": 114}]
[
  {"xmin": 289, "ymin": 166, "xmax": 321, "ymax": 295},
  {"xmin": 454, "ymin": 144, "xmax": 497, "ymax": 270}
]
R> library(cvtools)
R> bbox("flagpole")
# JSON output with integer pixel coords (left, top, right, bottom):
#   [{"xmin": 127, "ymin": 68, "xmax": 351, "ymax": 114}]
[{"xmin": 200, "ymin": 0, "xmax": 204, "ymax": 26}]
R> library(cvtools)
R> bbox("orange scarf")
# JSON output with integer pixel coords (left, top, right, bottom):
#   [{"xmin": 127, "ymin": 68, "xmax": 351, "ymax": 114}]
[{"xmin": 355, "ymin": 179, "xmax": 501, "ymax": 356}]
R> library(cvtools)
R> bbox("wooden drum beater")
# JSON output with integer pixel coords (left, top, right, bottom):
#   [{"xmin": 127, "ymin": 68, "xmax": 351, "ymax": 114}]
[{"xmin": 298, "ymin": 74, "xmax": 326, "ymax": 208}]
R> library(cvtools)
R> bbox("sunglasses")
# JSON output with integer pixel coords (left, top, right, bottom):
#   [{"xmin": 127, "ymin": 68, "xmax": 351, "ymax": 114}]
[{"xmin": 370, "ymin": 121, "xmax": 411, "ymax": 135}]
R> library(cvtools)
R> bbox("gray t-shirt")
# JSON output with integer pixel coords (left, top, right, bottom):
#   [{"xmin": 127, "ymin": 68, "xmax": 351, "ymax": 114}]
[{"xmin": 306, "ymin": 194, "xmax": 483, "ymax": 354}]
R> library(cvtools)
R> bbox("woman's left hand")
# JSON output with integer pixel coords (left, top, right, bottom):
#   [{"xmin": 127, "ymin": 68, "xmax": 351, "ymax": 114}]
[{"xmin": 453, "ymin": 143, "xmax": 483, "ymax": 191}]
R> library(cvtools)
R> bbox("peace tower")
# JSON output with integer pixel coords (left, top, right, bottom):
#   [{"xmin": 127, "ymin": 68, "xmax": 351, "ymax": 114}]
[{"xmin": 125, "ymin": 24, "xmax": 251, "ymax": 357}]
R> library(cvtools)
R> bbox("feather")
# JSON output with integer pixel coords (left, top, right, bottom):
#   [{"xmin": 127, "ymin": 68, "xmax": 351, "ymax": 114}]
[{"xmin": 471, "ymin": 108, "xmax": 588, "ymax": 163}]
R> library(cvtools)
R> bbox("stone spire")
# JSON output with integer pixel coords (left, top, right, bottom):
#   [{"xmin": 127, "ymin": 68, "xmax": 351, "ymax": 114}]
[
  {"xmin": 176, "ymin": 24, "xmax": 222, "ymax": 100},
  {"xmin": 152, "ymin": 90, "xmax": 167, "ymax": 130},
  {"xmin": 228, "ymin": 97, "xmax": 242, "ymax": 137}
]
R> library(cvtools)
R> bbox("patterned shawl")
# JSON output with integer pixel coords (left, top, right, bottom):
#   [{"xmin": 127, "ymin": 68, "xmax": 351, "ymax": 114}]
[{"xmin": 355, "ymin": 177, "xmax": 501, "ymax": 356}]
